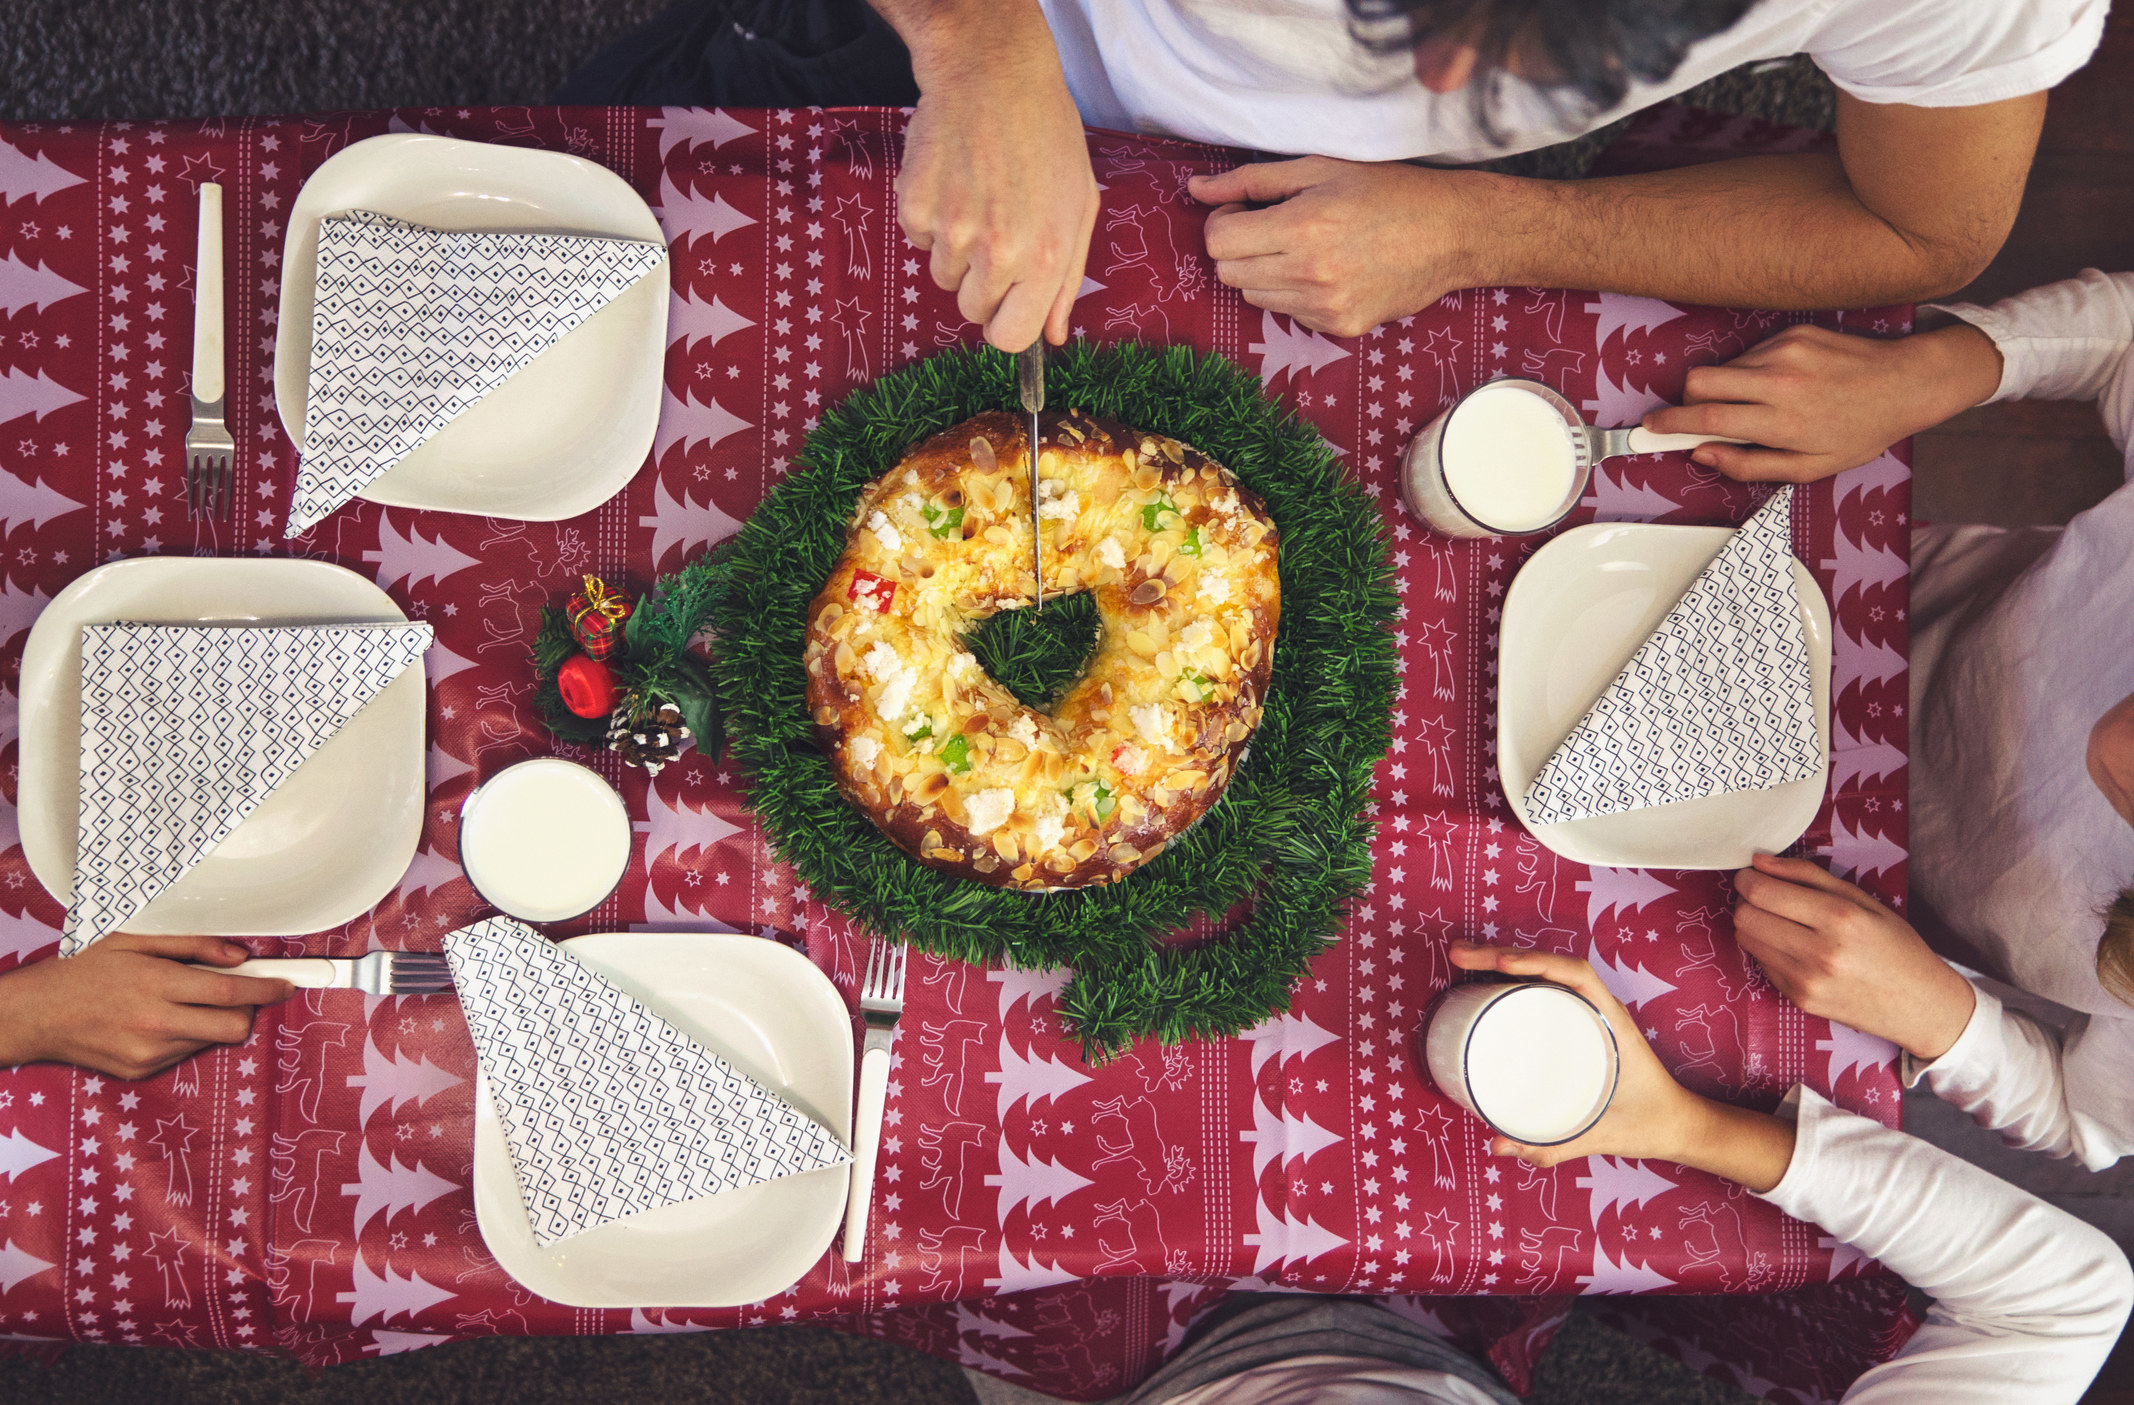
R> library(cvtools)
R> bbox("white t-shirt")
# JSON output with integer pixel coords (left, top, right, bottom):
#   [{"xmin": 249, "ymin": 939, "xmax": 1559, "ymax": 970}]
[
  {"xmin": 1906, "ymin": 269, "xmax": 2134, "ymax": 1170},
  {"xmin": 1036, "ymin": 0, "xmax": 2107, "ymax": 161}
]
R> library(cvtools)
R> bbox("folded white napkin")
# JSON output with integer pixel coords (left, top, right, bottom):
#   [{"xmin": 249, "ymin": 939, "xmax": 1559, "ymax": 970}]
[
  {"xmin": 289, "ymin": 210, "xmax": 667, "ymax": 537},
  {"xmin": 1522, "ymin": 485, "xmax": 1822, "ymax": 825},
  {"xmin": 61, "ymin": 621, "xmax": 434, "ymax": 955},
  {"xmin": 443, "ymin": 917, "xmax": 852, "ymax": 1247}
]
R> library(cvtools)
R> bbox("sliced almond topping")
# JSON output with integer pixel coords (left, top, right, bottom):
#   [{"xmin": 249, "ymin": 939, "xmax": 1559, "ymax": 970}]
[
  {"xmin": 1131, "ymin": 578, "xmax": 1167, "ymax": 606},
  {"xmin": 915, "ymin": 771, "xmax": 951, "ymax": 803},
  {"xmin": 922, "ymin": 828, "xmax": 943, "ymax": 853},
  {"xmin": 1068, "ymin": 837, "xmax": 1099, "ymax": 863},
  {"xmin": 1012, "ymin": 862, "xmax": 1036, "ymax": 882},
  {"xmin": 969, "ymin": 436, "xmax": 996, "ymax": 471},
  {"xmin": 1126, "ymin": 630, "xmax": 1157, "ymax": 658},
  {"xmin": 833, "ymin": 641, "xmax": 856, "ymax": 674},
  {"xmin": 1109, "ymin": 843, "xmax": 1142, "ymax": 863},
  {"xmin": 993, "ymin": 831, "xmax": 1020, "ymax": 861}
]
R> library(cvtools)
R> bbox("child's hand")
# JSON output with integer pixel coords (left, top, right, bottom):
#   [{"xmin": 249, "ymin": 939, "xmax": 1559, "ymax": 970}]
[
  {"xmin": 1445, "ymin": 943, "xmax": 1799, "ymax": 1193},
  {"xmin": 1446, "ymin": 944, "xmax": 1704, "ymax": 1167},
  {"xmin": 1640, "ymin": 322, "xmax": 2002, "ymax": 483},
  {"xmin": 1733, "ymin": 854, "xmax": 1977, "ymax": 1062},
  {"xmin": 0, "ymin": 934, "xmax": 295, "ymax": 1080}
]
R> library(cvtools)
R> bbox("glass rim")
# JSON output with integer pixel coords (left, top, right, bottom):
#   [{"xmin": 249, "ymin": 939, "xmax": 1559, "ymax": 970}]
[
  {"xmin": 1456, "ymin": 979, "xmax": 1622, "ymax": 1148},
  {"xmin": 1435, "ymin": 378, "xmax": 1593, "ymax": 537}
]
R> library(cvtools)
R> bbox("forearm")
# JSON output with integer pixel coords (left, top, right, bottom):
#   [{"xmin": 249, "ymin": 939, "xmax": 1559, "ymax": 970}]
[
  {"xmin": 1657, "ymin": 1092, "xmax": 1798, "ymax": 1193},
  {"xmin": 0, "ymin": 969, "xmax": 53, "ymax": 1067},
  {"xmin": 866, "ymin": 0, "xmax": 1058, "ymax": 88},
  {"xmin": 1456, "ymin": 153, "xmax": 1989, "ymax": 310}
]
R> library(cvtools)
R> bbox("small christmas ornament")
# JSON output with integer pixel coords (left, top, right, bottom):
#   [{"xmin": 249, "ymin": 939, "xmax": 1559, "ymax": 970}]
[
  {"xmin": 555, "ymin": 654, "xmax": 617, "ymax": 718},
  {"xmin": 566, "ymin": 575, "xmax": 634, "ymax": 660},
  {"xmin": 608, "ymin": 700, "xmax": 693, "ymax": 776}
]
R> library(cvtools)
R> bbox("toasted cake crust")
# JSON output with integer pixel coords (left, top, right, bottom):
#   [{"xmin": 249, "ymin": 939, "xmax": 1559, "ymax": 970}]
[{"xmin": 802, "ymin": 411, "xmax": 1281, "ymax": 890}]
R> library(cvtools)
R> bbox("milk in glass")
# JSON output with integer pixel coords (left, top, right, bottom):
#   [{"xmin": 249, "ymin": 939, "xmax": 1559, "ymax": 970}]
[{"xmin": 459, "ymin": 758, "xmax": 632, "ymax": 922}]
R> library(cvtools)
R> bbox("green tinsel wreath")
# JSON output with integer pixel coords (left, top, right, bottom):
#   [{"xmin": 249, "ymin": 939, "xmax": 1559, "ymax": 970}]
[{"xmin": 704, "ymin": 343, "xmax": 1396, "ymax": 1059}]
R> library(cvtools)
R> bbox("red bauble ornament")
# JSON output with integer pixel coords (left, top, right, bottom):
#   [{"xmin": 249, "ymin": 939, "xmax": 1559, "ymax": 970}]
[
  {"xmin": 557, "ymin": 653, "xmax": 617, "ymax": 718},
  {"xmin": 566, "ymin": 575, "xmax": 634, "ymax": 660}
]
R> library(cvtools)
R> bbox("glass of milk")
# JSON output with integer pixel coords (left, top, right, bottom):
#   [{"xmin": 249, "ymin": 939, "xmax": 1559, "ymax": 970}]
[
  {"xmin": 1422, "ymin": 977, "xmax": 1621, "ymax": 1146},
  {"xmin": 459, "ymin": 758, "xmax": 633, "ymax": 922},
  {"xmin": 1401, "ymin": 379, "xmax": 1592, "ymax": 539}
]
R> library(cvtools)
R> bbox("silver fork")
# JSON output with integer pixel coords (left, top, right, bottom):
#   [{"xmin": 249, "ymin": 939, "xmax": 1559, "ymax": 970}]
[
  {"xmin": 841, "ymin": 936, "xmax": 907, "ymax": 1262},
  {"xmin": 185, "ymin": 181, "xmax": 233, "ymax": 519},
  {"xmin": 205, "ymin": 952, "xmax": 455, "ymax": 996}
]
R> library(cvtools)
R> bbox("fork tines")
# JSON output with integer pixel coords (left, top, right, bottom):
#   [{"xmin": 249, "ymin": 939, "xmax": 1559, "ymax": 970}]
[
  {"xmin": 860, "ymin": 939, "xmax": 906, "ymax": 1009},
  {"xmin": 385, "ymin": 951, "xmax": 454, "ymax": 995},
  {"xmin": 186, "ymin": 444, "xmax": 233, "ymax": 519}
]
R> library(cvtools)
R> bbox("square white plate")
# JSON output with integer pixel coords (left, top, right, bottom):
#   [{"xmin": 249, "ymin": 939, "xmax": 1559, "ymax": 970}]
[
  {"xmin": 273, "ymin": 133, "xmax": 670, "ymax": 522},
  {"xmin": 1498, "ymin": 522, "xmax": 1832, "ymax": 870},
  {"xmin": 473, "ymin": 932, "xmax": 853, "ymax": 1308},
  {"xmin": 17, "ymin": 557, "xmax": 427, "ymax": 934}
]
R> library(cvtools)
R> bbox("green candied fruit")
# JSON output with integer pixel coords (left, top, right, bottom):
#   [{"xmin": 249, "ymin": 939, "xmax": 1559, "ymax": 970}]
[
  {"xmin": 922, "ymin": 502, "xmax": 966, "ymax": 540},
  {"xmin": 1067, "ymin": 777, "xmax": 1117, "ymax": 820},
  {"xmin": 937, "ymin": 732, "xmax": 972, "ymax": 774},
  {"xmin": 1140, "ymin": 493, "xmax": 1180, "ymax": 533},
  {"xmin": 903, "ymin": 716, "xmax": 936, "ymax": 742},
  {"xmin": 1177, "ymin": 670, "xmax": 1213, "ymax": 702},
  {"xmin": 1178, "ymin": 525, "xmax": 1202, "ymax": 557}
]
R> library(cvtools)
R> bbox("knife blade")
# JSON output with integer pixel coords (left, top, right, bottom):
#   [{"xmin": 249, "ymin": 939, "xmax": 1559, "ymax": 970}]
[{"xmin": 1017, "ymin": 341, "xmax": 1046, "ymax": 611}]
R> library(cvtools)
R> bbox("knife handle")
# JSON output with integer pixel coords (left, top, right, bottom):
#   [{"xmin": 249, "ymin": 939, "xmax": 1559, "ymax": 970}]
[{"xmin": 192, "ymin": 183, "xmax": 225, "ymax": 404}]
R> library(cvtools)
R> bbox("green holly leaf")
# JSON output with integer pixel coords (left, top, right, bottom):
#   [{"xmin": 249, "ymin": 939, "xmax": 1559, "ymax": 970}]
[{"xmin": 667, "ymin": 657, "xmax": 722, "ymax": 764}]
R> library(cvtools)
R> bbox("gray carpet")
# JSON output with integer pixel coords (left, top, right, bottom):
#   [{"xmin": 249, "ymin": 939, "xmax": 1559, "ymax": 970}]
[{"xmin": 0, "ymin": 4, "xmax": 1816, "ymax": 1400}]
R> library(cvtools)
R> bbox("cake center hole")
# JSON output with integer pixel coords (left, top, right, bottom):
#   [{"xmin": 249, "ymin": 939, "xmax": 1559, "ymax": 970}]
[{"xmin": 965, "ymin": 591, "xmax": 1101, "ymax": 710}]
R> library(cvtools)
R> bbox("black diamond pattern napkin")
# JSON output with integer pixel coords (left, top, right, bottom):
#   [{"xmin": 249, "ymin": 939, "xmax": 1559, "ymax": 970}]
[
  {"xmin": 62, "ymin": 621, "xmax": 434, "ymax": 955},
  {"xmin": 290, "ymin": 209, "xmax": 667, "ymax": 536},
  {"xmin": 1522, "ymin": 486, "xmax": 1822, "ymax": 825},
  {"xmin": 444, "ymin": 917, "xmax": 852, "ymax": 1247}
]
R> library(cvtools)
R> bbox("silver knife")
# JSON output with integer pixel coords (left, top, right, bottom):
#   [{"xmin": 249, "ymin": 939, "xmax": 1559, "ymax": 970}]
[{"xmin": 1018, "ymin": 341, "xmax": 1045, "ymax": 611}]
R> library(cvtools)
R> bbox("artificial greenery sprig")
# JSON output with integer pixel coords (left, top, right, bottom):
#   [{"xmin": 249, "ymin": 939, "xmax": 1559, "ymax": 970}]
[{"xmin": 709, "ymin": 342, "xmax": 1398, "ymax": 1060}]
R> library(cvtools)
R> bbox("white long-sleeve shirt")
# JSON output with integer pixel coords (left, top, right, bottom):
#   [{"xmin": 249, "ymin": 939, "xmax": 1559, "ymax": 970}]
[
  {"xmin": 1907, "ymin": 269, "xmax": 2134, "ymax": 1170},
  {"xmin": 1173, "ymin": 1090, "xmax": 2131, "ymax": 1405}
]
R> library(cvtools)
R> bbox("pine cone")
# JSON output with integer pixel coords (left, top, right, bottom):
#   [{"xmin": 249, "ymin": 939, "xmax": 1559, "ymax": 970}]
[{"xmin": 607, "ymin": 700, "xmax": 693, "ymax": 776}]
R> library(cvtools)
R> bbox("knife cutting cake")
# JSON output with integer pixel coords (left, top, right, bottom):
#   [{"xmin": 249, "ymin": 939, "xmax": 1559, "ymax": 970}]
[{"xmin": 804, "ymin": 410, "xmax": 1280, "ymax": 890}]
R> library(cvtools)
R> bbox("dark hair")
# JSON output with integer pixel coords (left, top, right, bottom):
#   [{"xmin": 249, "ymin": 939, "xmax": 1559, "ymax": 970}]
[{"xmin": 1347, "ymin": 0, "xmax": 1758, "ymax": 145}]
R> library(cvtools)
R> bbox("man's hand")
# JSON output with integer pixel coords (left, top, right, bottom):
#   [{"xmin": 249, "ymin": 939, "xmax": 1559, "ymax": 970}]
[
  {"xmin": 880, "ymin": 0, "xmax": 1097, "ymax": 351},
  {"xmin": 0, "ymin": 934, "xmax": 295, "ymax": 1080},
  {"xmin": 1642, "ymin": 322, "xmax": 2004, "ymax": 482},
  {"xmin": 1446, "ymin": 944, "xmax": 1799, "ymax": 1192},
  {"xmin": 1190, "ymin": 158, "xmax": 1478, "ymax": 338},
  {"xmin": 1733, "ymin": 854, "xmax": 1977, "ymax": 1062}
]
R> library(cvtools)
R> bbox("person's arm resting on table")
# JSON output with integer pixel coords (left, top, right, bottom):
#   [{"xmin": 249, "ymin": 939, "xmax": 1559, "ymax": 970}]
[
  {"xmin": 1191, "ymin": 91, "xmax": 2043, "ymax": 337},
  {"xmin": 867, "ymin": 0, "xmax": 1097, "ymax": 352},
  {"xmin": 1645, "ymin": 267, "xmax": 2134, "ymax": 482},
  {"xmin": 0, "ymin": 934, "xmax": 293, "ymax": 1080},
  {"xmin": 1449, "ymin": 943, "xmax": 2133, "ymax": 1402}
]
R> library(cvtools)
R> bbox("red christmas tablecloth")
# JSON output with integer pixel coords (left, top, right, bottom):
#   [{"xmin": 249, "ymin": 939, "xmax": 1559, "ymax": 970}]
[{"xmin": 0, "ymin": 105, "xmax": 1912, "ymax": 1401}]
